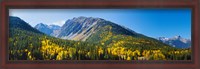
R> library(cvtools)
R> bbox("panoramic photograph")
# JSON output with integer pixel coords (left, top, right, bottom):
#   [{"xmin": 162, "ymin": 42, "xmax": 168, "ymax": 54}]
[{"xmin": 8, "ymin": 9, "xmax": 191, "ymax": 60}]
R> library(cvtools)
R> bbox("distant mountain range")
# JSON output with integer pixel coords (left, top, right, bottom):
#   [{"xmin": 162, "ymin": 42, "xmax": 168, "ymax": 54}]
[
  {"xmin": 34, "ymin": 16, "xmax": 139, "ymax": 41},
  {"xmin": 34, "ymin": 23, "xmax": 61, "ymax": 37},
  {"xmin": 157, "ymin": 36, "xmax": 191, "ymax": 49}
]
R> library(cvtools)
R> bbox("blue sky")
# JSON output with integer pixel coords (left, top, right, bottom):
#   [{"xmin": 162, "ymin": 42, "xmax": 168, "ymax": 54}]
[{"xmin": 9, "ymin": 9, "xmax": 191, "ymax": 39}]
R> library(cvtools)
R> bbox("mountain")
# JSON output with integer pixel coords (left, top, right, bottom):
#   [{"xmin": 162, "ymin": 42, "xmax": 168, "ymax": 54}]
[
  {"xmin": 45, "ymin": 16, "xmax": 173, "ymax": 48},
  {"xmin": 49, "ymin": 25, "xmax": 61, "ymax": 36},
  {"xmin": 9, "ymin": 16, "xmax": 42, "ymax": 34},
  {"xmin": 34, "ymin": 16, "xmax": 171, "ymax": 46},
  {"xmin": 157, "ymin": 36, "xmax": 191, "ymax": 48},
  {"xmin": 33, "ymin": 16, "xmax": 174, "ymax": 48},
  {"xmin": 9, "ymin": 16, "xmax": 48, "ymax": 60},
  {"xmin": 33, "ymin": 16, "xmax": 174, "ymax": 49},
  {"xmin": 52, "ymin": 16, "xmax": 141, "ymax": 41},
  {"xmin": 56, "ymin": 16, "xmax": 104, "ymax": 40},
  {"xmin": 49, "ymin": 24, "xmax": 61, "ymax": 30},
  {"xmin": 34, "ymin": 23, "xmax": 61, "ymax": 36},
  {"xmin": 34, "ymin": 23, "xmax": 52, "ymax": 35}
]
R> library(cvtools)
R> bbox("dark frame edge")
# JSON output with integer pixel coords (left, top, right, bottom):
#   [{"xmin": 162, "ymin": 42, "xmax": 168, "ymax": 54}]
[
  {"xmin": 1, "ymin": 1, "xmax": 6, "ymax": 69},
  {"xmin": 0, "ymin": 0, "xmax": 200, "ymax": 69}
]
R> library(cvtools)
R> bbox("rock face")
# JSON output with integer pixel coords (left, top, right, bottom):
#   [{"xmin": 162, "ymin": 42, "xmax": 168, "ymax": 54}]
[
  {"xmin": 57, "ymin": 16, "xmax": 102, "ymax": 41},
  {"xmin": 157, "ymin": 36, "xmax": 191, "ymax": 48}
]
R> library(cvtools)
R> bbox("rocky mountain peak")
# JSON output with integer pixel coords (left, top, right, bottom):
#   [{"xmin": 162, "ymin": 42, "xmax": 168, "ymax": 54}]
[
  {"xmin": 157, "ymin": 36, "xmax": 191, "ymax": 48},
  {"xmin": 173, "ymin": 35, "xmax": 182, "ymax": 40},
  {"xmin": 35, "ymin": 23, "xmax": 47, "ymax": 28}
]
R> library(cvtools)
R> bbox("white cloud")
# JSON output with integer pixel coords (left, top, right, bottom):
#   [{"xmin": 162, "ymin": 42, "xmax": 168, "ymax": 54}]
[{"xmin": 51, "ymin": 20, "xmax": 66, "ymax": 26}]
